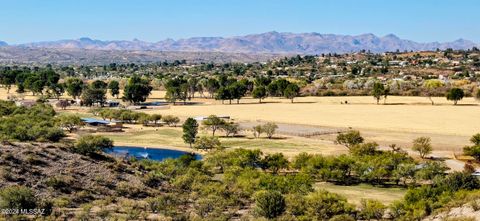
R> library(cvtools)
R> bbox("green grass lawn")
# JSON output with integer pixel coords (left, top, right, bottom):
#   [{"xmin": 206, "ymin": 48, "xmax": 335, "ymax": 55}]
[
  {"xmin": 100, "ymin": 127, "xmax": 341, "ymax": 156},
  {"xmin": 101, "ymin": 128, "xmax": 187, "ymax": 148},
  {"xmin": 315, "ymin": 182, "xmax": 407, "ymax": 206}
]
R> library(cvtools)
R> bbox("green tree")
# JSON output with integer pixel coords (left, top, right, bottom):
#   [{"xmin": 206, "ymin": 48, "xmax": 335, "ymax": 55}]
[
  {"xmin": 182, "ymin": 118, "xmax": 198, "ymax": 148},
  {"xmin": 108, "ymin": 80, "xmax": 120, "ymax": 98},
  {"xmin": 163, "ymin": 115, "xmax": 180, "ymax": 127},
  {"xmin": 74, "ymin": 135, "xmax": 113, "ymax": 156},
  {"xmin": 56, "ymin": 114, "xmax": 83, "ymax": 133},
  {"xmin": 202, "ymin": 115, "xmax": 226, "ymax": 136},
  {"xmin": 149, "ymin": 114, "xmax": 162, "ymax": 126},
  {"xmin": 415, "ymin": 161, "xmax": 448, "ymax": 180},
  {"xmin": 335, "ymin": 130, "xmax": 364, "ymax": 149},
  {"xmin": 463, "ymin": 133, "xmax": 480, "ymax": 160},
  {"xmin": 262, "ymin": 122, "xmax": 278, "ymax": 139},
  {"xmin": 220, "ymin": 122, "xmax": 240, "ymax": 137},
  {"xmin": 253, "ymin": 125, "xmax": 264, "ymax": 138},
  {"xmin": 65, "ymin": 78, "xmax": 84, "ymax": 99},
  {"xmin": 372, "ymin": 82, "xmax": 385, "ymax": 105},
  {"xmin": 394, "ymin": 163, "xmax": 417, "ymax": 186},
  {"xmin": 122, "ymin": 75, "xmax": 152, "ymax": 104},
  {"xmin": 252, "ymin": 86, "xmax": 267, "ymax": 103},
  {"xmin": 81, "ymin": 87, "xmax": 106, "ymax": 107},
  {"xmin": 254, "ymin": 190, "xmax": 286, "ymax": 219},
  {"xmin": 215, "ymin": 86, "xmax": 232, "ymax": 104},
  {"xmin": 206, "ymin": 78, "xmax": 220, "ymax": 98},
  {"xmin": 164, "ymin": 78, "xmax": 188, "ymax": 105},
  {"xmin": 284, "ymin": 83, "xmax": 300, "ymax": 103},
  {"xmin": 412, "ymin": 137, "xmax": 432, "ymax": 159},
  {"xmin": 0, "ymin": 70, "xmax": 18, "ymax": 93},
  {"xmin": 446, "ymin": 87, "xmax": 464, "ymax": 105},
  {"xmin": 193, "ymin": 136, "xmax": 222, "ymax": 151},
  {"xmin": 230, "ymin": 82, "xmax": 247, "ymax": 104},
  {"xmin": 423, "ymin": 80, "xmax": 444, "ymax": 105},
  {"xmin": 261, "ymin": 153, "xmax": 289, "ymax": 174},
  {"xmin": 90, "ymin": 80, "xmax": 107, "ymax": 89}
]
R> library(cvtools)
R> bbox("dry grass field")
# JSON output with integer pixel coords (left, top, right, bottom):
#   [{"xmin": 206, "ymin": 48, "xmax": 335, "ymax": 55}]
[{"xmin": 141, "ymin": 92, "xmax": 480, "ymax": 152}]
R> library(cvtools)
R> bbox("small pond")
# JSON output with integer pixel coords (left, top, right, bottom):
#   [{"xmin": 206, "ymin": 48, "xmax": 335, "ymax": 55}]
[{"xmin": 105, "ymin": 146, "xmax": 201, "ymax": 161}]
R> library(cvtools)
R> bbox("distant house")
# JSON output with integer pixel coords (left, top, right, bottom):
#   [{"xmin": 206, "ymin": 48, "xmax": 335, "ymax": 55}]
[
  {"xmin": 81, "ymin": 118, "xmax": 123, "ymax": 132},
  {"xmin": 81, "ymin": 118, "xmax": 110, "ymax": 126},
  {"xmin": 15, "ymin": 100, "xmax": 36, "ymax": 108}
]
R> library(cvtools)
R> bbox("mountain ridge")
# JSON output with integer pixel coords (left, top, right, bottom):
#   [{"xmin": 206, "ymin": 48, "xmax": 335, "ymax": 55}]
[{"xmin": 1, "ymin": 32, "xmax": 478, "ymax": 54}]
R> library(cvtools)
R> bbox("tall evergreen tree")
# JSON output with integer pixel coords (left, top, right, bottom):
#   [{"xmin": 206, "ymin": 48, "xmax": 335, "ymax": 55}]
[{"xmin": 182, "ymin": 118, "xmax": 198, "ymax": 148}]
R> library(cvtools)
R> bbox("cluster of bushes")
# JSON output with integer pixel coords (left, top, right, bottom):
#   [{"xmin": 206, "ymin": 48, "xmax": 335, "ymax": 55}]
[
  {"xmin": 73, "ymin": 135, "xmax": 114, "ymax": 156},
  {"xmin": 392, "ymin": 171, "xmax": 480, "ymax": 220},
  {"xmin": 200, "ymin": 115, "xmax": 239, "ymax": 137},
  {"xmin": 0, "ymin": 185, "xmax": 53, "ymax": 218},
  {"xmin": 252, "ymin": 122, "xmax": 278, "ymax": 139},
  {"xmin": 0, "ymin": 101, "xmax": 64, "ymax": 142},
  {"xmin": 95, "ymin": 108, "xmax": 179, "ymax": 126}
]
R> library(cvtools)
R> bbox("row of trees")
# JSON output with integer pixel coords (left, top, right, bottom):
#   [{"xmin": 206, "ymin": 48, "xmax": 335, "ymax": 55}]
[
  {"xmin": 181, "ymin": 115, "xmax": 280, "ymax": 149},
  {"xmin": 336, "ymin": 130, "xmax": 434, "ymax": 159},
  {"xmin": 164, "ymin": 76, "xmax": 301, "ymax": 104},
  {"xmin": 66, "ymin": 75, "xmax": 152, "ymax": 105},
  {"xmin": 0, "ymin": 68, "xmax": 153, "ymax": 106}
]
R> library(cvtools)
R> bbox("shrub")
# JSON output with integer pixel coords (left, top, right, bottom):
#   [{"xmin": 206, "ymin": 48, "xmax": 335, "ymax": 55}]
[
  {"xmin": 254, "ymin": 190, "xmax": 286, "ymax": 219},
  {"xmin": 350, "ymin": 142, "xmax": 379, "ymax": 156},
  {"xmin": 285, "ymin": 194, "xmax": 307, "ymax": 216},
  {"xmin": 45, "ymin": 175, "xmax": 74, "ymax": 189},
  {"xmin": 220, "ymin": 122, "xmax": 240, "ymax": 137},
  {"xmin": 260, "ymin": 153, "xmax": 289, "ymax": 174},
  {"xmin": 163, "ymin": 115, "xmax": 180, "ymax": 127},
  {"xmin": 0, "ymin": 185, "xmax": 37, "ymax": 211},
  {"xmin": 358, "ymin": 199, "xmax": 386, "ymax": 220},
  {"xmin": 335, "ymin": 130, "xmax": 364, "ymax": 149},
  {"xmin": 305, "ymin": 190, "xmax": 353, "ymax": 220},
  {"xmin": 193, "ymin": 136, "xmax": 222, "ymax": 151},
  {"xmin": 147, "ymin": 193, "xmax": 182, "ymax": 216},
  {"xmin": 73, "ymin": 135, "xmax": 113, "ymax": 156}
]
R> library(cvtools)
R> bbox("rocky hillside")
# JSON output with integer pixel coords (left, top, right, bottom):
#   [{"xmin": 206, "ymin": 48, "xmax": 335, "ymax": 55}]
[
  {"xmin": 4, "ymin": 32, "xmax": 478, "ymax": 54},
  {"xmin": 0, "ymin": 142, "xmax": 162, "ymax": 218}
]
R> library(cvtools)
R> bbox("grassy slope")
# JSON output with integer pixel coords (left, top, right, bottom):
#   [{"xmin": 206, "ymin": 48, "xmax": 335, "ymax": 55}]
[{"xmin": 315, "ymin": 182, "xmax": 407, "ymax": 206}]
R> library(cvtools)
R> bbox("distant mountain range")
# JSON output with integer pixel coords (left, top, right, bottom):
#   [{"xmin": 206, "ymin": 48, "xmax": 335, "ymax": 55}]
[{"xmin": 1, "ymin": 32, "xmax": 478, "ymax": 54}]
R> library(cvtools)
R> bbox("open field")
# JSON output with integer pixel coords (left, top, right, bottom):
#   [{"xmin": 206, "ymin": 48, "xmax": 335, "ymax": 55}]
[
  {"xmin": 315, "ymin": 182, "xmax": 407, "ymax": 206},
  {"xmin": 92, "ymin": 125, "xmax": 345, "ymax": 157},
  {"xmin": 2, "ymin": 86, "xmax": 478, "ymax": 153},
  {"xmin": 138, "ymin": 93, "xmax": 480, "ymax": 152}
]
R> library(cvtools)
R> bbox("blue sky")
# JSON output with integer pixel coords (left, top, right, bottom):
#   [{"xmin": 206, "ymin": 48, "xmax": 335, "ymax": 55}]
[{"xmin": 0, "ymin": 0, "xmax": 479, "ymax": 44}]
